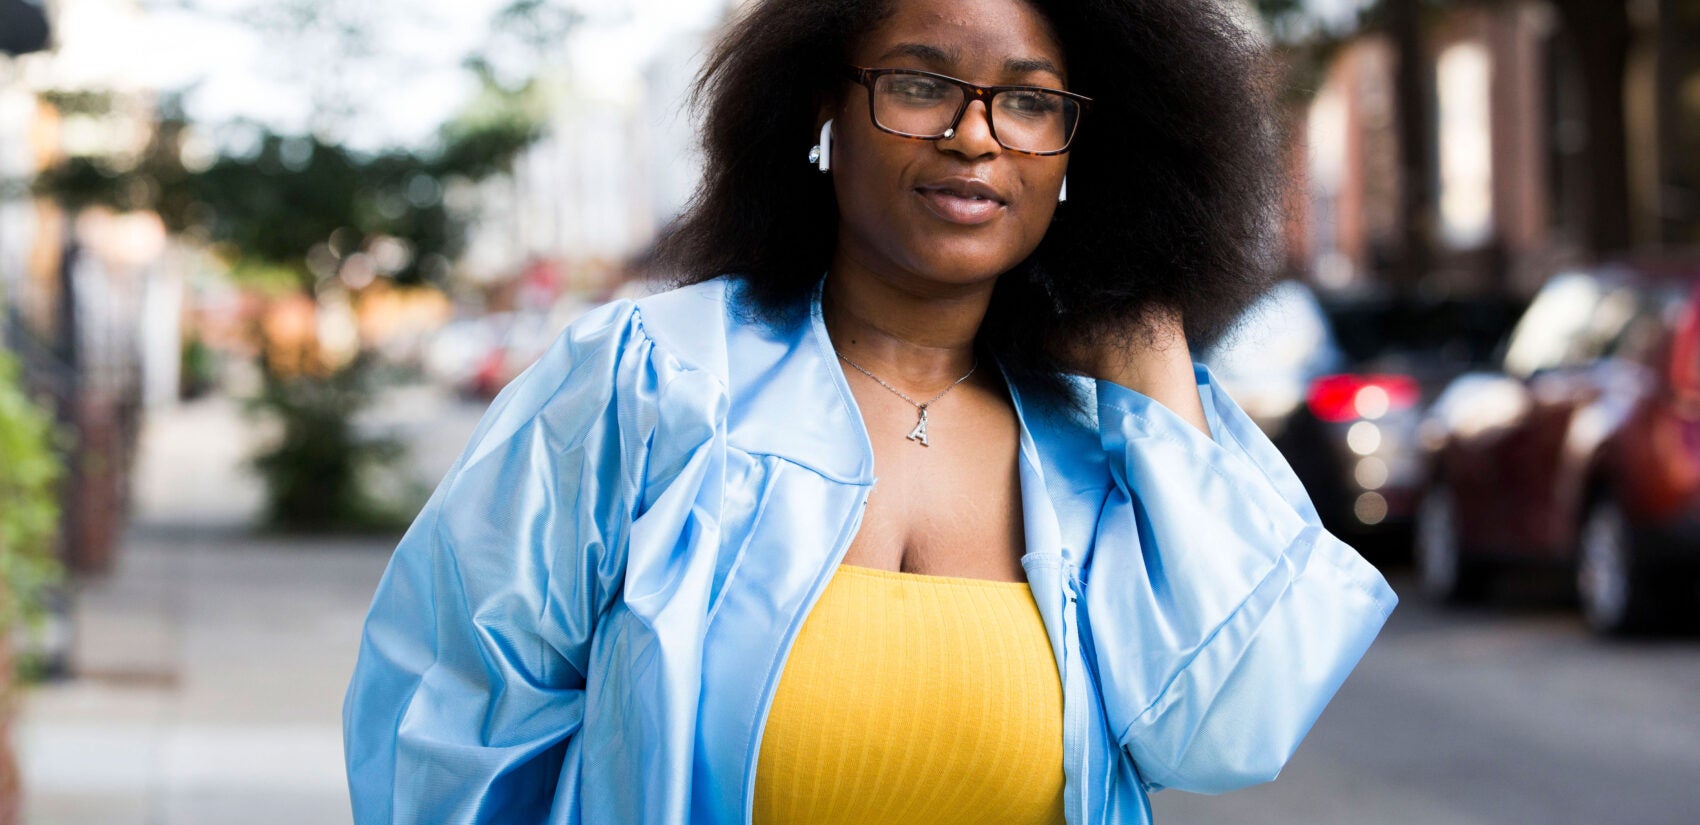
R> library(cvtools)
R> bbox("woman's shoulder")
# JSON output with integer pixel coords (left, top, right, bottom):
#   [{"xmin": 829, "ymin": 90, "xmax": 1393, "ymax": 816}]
[
  {"xmin": 627, "ymin": 275, "xmax": 815, "ymax": 388},
  {"xmin": 470, "ymin": 281, "xmax": 744, "ymax": 449},
  {"xmin": 629, "ymin": 277, "xmax": 737, "ymax": 381}
]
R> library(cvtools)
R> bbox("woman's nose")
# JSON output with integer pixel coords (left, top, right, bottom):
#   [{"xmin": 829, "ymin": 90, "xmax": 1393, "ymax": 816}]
[{"xmin": 939, "ymin": 99, "xmax": 1000, "ymax": 157}]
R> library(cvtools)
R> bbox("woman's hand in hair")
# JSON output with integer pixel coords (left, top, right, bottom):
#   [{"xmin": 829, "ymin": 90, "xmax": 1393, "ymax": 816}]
[{"xmin": 1060, "ymin": 306, "xmax": 1212, "ymax": 438}]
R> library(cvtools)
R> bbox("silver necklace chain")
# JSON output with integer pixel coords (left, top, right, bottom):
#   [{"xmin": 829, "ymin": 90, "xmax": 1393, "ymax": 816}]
[{"xmin": 835, "ymin": 352, "xmax": 977, "ymax": 446}]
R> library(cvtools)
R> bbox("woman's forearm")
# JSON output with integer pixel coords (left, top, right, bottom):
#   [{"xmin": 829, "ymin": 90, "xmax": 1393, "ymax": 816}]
[{"xmin": 1088, "ymin": 311, "xmax": 1213, "ymax": 438}]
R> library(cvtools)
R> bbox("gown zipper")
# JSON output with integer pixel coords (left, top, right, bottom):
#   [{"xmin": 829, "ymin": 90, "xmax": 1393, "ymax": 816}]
[
  {"xmin": 1062, "ymin": 566, "xmax": 1089, "ymax": 824},
  {"xmin": 739, "ymin": 485, "xmax": 873, "ymax": 824}
]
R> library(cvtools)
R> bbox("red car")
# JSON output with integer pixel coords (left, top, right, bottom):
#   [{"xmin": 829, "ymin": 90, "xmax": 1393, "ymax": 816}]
[{"xmin": 1416, "ymin": 263, "xmax": 1700, "ymax": 633}]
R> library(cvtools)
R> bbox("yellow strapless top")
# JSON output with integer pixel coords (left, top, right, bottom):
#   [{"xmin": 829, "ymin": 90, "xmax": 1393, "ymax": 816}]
[{"xmin": 753, "ymin": 563, "xmax": 1066, "ymax": 825}]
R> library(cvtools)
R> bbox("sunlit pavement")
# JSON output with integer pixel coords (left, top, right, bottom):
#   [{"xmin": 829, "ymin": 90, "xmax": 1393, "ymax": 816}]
[{"xmin": 16, "ymin": 385, "xmax": 486, "ymax": 825}]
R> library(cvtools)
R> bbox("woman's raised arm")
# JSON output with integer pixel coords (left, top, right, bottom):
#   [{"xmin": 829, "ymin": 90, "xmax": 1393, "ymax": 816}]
[{"xmin": 1084, "ymin": 363, "xmax": 1397, "ymax": 795}]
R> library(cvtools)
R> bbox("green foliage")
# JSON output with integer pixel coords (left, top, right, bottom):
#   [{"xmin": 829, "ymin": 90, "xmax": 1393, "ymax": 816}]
[
  {"xmin": 24, "ymin": 0, "xmax": 574, "ymax": 287},
  {"xmin": 30, "ymin": 155, "xmax": 160, "ymax": 214},
  {"xmin": 435, "ymin": 59, "xmax": 554, "ymax": 179},
  {"xmin": 30, "ymin": 103, "xmax": 191, "ymax": 217},
  {"xmin": 247, "ymin": 354, "xmax": 420, "ymax": 532},
  {"xmin": 180, "ymin": 335, "xmax": 218, "ymax": 400},
  {"xmin": 23, "ymin": 1, "xmax": 572, "ymax": 536},
  {"xmin": 186, "ymin": 135, "xmax": 450, "ymax": 286},
  {"xmin": 29, "ymin": 67, "xmax": 552, "ymax": 290},
  {"xmin": 0, "ymin": 352, "xmax": 62, "ymax": 631},
  {"xmin": 227, "ymin": 258, "xmax": 312, "ymax": 295},
  {"xmin": 434, "ymin": 112, "xmax": 546, "ymax": 182},
  {"xmin": 36, "ymin": 89, "xmax": 114, "ymax": 117}
]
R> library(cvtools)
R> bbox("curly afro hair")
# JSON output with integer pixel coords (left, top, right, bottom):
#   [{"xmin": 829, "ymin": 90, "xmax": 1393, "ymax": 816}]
[{"xmin": 657, "ymin": 0, "xmax": 1283, "ymax": 405}]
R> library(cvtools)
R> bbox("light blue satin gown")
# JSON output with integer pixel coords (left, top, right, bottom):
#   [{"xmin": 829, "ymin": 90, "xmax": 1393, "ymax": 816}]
[{"xmin": 343, "ymin": 276, "xmax": 1396, "ymax": 824}]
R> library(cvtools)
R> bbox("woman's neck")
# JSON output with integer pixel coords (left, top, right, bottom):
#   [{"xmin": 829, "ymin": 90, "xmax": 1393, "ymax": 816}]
[{"xmin": 821, "ymin": 265, "xmax": 991, "ymax": 386}]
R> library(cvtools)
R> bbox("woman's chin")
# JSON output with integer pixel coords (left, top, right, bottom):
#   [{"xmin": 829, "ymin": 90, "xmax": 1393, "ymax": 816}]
[
  {"xmin": 897, "ymin": 263, "xmax": 1013, "ymax": 295},
  {"xmin": 837, "ymin": 231, "xmax": 1032, "ymax": 292},
  {"xmin": 901, "ymin": 248, "xmax": 1026, "ymax": 288}
]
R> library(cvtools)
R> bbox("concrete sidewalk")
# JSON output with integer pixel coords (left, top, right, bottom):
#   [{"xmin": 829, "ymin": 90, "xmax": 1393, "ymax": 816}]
[{"xmin": 16, "ymin": 387, "xmax": 484, "ymax": 825}]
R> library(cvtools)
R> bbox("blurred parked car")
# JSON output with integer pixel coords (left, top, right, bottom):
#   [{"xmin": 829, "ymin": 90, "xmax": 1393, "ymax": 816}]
[
  {"xmin": 467, "ymin": 310, "xmax": 566, "ymax": 398},
  {"xmin": 423, "ymin": 299, "xmax": 599, "ymax": 399},
  {"xmin": 1417, "ymin": 263, "xmax": 1700, "ymax": 633},
  {"xmin": 1203, "ymin": 280, "xmax": 1502, "ymax": 546},
  {"xmin": 423, "ymin": 312, "xmax": 512, "ymax": 392}
]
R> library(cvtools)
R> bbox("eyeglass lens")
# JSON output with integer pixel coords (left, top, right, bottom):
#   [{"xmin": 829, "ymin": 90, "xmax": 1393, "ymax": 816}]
[{"xmin": 872, "ymin": 72, "xmax": 1078, "ymax": 153}]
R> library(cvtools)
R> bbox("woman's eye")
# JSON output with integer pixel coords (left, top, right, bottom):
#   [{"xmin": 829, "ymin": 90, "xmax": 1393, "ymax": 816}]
[
  {"xmin": 888, "ymin": 77, "xmax": 951, "ymax": 102},
  {"xmin": 1001, "ymin": 91, "xmax": 1062, "ymax": 117}
]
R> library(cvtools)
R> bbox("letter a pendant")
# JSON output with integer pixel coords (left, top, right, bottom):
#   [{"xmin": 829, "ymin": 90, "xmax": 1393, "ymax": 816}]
[{"xmin": 906, "ymin": 406, "xmax": 930, "ymax": 446}]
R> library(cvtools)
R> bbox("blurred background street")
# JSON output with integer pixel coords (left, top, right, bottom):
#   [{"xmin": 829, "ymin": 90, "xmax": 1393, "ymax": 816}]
[
  {"xmin": 15, "ymin": 389, "xmax": 1700, "ymax": 824},
  {"xmin": 3, "ymin": 0, "xmax": 1700, "ymax": 822}
]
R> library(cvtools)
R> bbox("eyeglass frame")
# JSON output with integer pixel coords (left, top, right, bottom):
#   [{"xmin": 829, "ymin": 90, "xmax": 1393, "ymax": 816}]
[{"xmin": 843, "ymin": 65, "xmax": 1093, "ymax": 156}]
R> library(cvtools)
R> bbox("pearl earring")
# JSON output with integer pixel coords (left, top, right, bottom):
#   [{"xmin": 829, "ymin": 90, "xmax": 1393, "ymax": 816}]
[
  {"xmin": 1058, "ymin": 176, "xmax": 1067, "ymax": 203},
  {"xmin": 807, "ymin": 119, "xmax": 834, "ymax": 172}
]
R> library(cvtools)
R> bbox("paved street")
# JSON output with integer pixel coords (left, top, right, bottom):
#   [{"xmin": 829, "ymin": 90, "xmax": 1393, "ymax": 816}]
[
  {"xmin": 17, "ymin": 385, "xmax": 1700, "ymax": 824},
  {"xmin": 1153, "ymin": 580, "xmax": 1700, "ymax": 825}
]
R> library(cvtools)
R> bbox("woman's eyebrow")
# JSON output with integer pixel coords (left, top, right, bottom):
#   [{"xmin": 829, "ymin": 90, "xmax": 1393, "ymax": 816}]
[
  {"xmin": 877, "ymin": 42, "xmax": 955, "ymax": 65},
  {"xmin": 874, "ymin": 43, "xmax": 1064, "ymax": 81},
  {"xmin": 1004, "ymin": 56, "xmax": 1062, "ymax": 78}
]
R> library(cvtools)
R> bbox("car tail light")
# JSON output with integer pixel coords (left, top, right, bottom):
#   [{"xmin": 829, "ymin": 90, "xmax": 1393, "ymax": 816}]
[
  {"xmin": 1670, "ymin": 289, "xmax": 1700, "ymax": 400},
  {"xmin": 1307, "ymin": 374, "xmax": 1421, "ymax": 422}
]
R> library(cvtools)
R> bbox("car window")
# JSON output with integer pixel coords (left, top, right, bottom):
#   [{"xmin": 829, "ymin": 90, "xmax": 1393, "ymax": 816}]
[
  {"xmin": 1601, "ymin": 286, "xmax": 1679, "ymax": 365},
  {"xmin": 1605, "ymin": 308, "xmax": 1661, "ymax": 364},
  {"xmin": 1504, "ymin": 273, "xmax": 1692, "ymax": 376},
  {"xmin": 1503, "ymin": 272, "xmax": 1608, "ymax": 378},
  {"xmin": 1203, "ymin": 280, "xmax": 1343, "ymax": 380},
  {"xmin": 1322, "ymin": 293, "xmax": 1519, "ymax": 368}
]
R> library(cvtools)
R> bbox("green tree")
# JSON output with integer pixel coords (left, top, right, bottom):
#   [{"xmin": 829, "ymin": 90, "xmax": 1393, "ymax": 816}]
[{"xmin": 28, "ymin": 1, "xmax": 574, "ymax": 530}]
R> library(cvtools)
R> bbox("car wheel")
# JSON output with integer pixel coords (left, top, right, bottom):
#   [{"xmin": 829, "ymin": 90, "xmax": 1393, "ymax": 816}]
[
  {"xmin": 1577, "ymin": 498, "xmax": 1655, "ymax": 634},
  {"xmin": 1416, "ymin": 485, "xmax": 1487, "ymax": 602}
]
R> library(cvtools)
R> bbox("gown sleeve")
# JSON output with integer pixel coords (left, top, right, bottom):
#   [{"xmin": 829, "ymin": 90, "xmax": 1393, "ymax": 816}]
[
  {"xmin": 341, "ymin": 299, "xmax": 719, "ymax": 823},
  {"xmin": 1083, "ymin": 363, "xmax": 1397, "ymax": 795}
]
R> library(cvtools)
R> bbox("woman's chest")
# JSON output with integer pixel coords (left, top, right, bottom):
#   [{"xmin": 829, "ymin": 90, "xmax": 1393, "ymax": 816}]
[
  {"xmin": 840, "ymin": 380, "xmax": 1027, "ymax": 580},
  {"xmin": 589, "ymin": 432, "xmax": 1115, "ymax": 824}
]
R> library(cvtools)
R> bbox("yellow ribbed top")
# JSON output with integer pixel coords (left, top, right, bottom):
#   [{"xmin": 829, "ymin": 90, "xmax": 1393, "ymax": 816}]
[{"xmin": 753, "ymin": 563, "xmax": 1066, "ymax": 825}]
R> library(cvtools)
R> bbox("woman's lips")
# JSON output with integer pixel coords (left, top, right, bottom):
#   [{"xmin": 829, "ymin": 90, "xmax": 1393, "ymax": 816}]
[{"xmin": 915, "ymin": 187, "xmax": 1005, "ymax": 225}]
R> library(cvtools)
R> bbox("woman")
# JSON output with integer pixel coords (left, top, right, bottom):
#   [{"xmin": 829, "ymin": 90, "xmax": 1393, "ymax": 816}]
[{"xmin": 343, "ymin": 0, "xmax": 1396, "ymax": 822}]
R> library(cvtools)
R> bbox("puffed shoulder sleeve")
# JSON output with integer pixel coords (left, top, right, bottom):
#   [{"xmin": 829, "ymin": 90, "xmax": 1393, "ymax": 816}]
[
  {"xmin": 341, "ymin": 299, "xmax": 722, "ymax": 823},
  {"xmin": 1083, "ymin": 363, "xmax": 1397, "ymax": 795}
]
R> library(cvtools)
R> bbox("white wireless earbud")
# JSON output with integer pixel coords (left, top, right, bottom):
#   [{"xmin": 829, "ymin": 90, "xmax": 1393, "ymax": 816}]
[
  {"xmin": 816, "ymin": 119, "xmax": 829, "ymax": 171},
  {"xmin": 1058, "ymin": 176, "xmax": 1067, "ymax": 203},
  {"xmin": 809, "ymin": 119, "xmax": 836, "ymax": 171}
]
